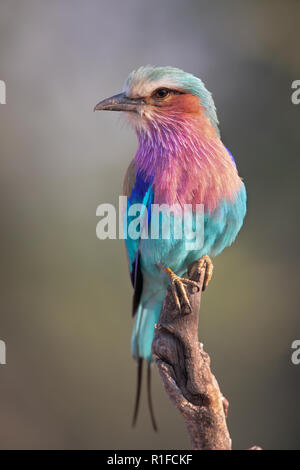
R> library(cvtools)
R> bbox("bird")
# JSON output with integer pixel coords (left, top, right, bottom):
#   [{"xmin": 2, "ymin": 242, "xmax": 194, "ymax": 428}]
[{"xmin": 94, "ymin": 66, "xmax": 247, "ymax": 430}]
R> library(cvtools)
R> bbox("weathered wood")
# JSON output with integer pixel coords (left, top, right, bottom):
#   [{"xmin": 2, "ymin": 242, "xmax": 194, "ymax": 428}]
[{"xmin": 152, "ymin": 260, "xmax": 232, "ymax": 450}]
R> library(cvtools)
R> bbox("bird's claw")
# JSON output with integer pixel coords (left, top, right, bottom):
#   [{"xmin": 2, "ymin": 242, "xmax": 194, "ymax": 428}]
[
  {"xmin": 188, "ymin": 255, "xmax": 214, "ymax": 291},
  {"xmin": 159, "ymin": 256, "xmax": 213, "ymax": 314},
  {"xmin": 160, "ymin": 266, "xmax": 200, "ymax": 314}
]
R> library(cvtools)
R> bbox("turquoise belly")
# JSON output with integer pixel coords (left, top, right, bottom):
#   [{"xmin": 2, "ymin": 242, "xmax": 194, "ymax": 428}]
[{"xmin": 139, "ymin": 183, "xmax": 247, "ymax": 281}]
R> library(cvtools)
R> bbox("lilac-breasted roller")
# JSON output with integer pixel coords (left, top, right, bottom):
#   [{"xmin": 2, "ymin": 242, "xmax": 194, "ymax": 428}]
[{"xmin": 94, "ymin": 66, "xmax": 246, "ymax": 430}]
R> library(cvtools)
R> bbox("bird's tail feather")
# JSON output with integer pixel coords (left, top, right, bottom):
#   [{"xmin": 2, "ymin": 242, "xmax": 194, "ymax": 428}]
[
  {"xmin": 132, "ymin": 357, "xmax": 158, "ymax": 431},
  {"xmin": 147, "ymin": 362, "xmax": 157, "ymax": 431},
  {"xmin": 131, "ymin": 291, "xmax": 165, "ymax": 361},
  {"xmin": 131, "ymin": 291, "xmax": 165, "ymax": 430},
  {"xmin": 132, "ymin": 357, "xmax": 143, "ymax": 428}
]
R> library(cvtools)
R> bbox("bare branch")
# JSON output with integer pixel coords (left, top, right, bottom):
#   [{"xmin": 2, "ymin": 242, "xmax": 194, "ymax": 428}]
[{"xmin": 152, "ymin": 260, "xmax": 231, "ymax": 450}]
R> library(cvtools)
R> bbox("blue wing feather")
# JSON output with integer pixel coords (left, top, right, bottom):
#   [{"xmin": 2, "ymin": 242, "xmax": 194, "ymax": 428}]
[
  {"xmin": 125, "ymin": 171, "xmax": 153, "ymax": 271},
  {"xmin": 123, "ymin": 167, "xmax": 153, "ymax": 316}
]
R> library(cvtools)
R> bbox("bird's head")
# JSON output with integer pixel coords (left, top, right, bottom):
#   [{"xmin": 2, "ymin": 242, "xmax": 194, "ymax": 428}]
[{"xmin": 94, "ymin": 66, "xmax": 219, "ymax": 137}]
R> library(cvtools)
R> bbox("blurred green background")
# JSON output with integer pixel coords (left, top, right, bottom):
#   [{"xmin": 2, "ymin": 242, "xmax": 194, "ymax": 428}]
[{"xmin": 0, "ymin": 0, "xmax": 299, "ymax": 450}]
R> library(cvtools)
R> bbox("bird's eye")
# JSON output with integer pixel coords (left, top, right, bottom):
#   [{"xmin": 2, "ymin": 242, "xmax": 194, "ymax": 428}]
[{"xmin": 153, "ymin": 88, "xmax": 170, "ymax": 99}]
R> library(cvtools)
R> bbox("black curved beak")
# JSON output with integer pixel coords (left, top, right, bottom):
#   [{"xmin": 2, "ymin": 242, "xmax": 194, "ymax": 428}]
[{"xmin": 94, "ymin": 92, "xmax": 142, "ymax": 113}]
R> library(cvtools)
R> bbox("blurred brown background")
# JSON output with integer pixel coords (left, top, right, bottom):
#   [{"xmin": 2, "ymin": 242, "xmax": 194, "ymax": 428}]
[{"xmin": 0, "ymin": 0, "xmax": 299, "ymax": 449}]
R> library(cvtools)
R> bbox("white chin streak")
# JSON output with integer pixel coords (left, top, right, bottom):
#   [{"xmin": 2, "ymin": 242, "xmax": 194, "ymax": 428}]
[{"xmin": 124, "ymin": 106, "xmax": 154, "ymax": 133}]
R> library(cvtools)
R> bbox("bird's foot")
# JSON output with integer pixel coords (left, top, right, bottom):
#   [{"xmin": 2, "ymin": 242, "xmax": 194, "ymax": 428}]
[
  {"xmin": 159, "ymin": 266, "xmax": 200, "ymax": 314},
  {"xmin": 188, "ymin": 255, "xmax": 214, "ymax": 291}
]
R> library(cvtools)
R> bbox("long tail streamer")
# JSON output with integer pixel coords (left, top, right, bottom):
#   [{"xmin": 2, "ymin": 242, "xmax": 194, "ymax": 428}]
[
  {"xmin": 147, "ymin": 363, "xmax": 157, "ymax": 431},
  {"xmin": 132, "ymin": 359, "xmax": 158, "ymax": 431},
  {"xmin": 132, "ymin": 358, "xmax": 143, "ymax": 427}
]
